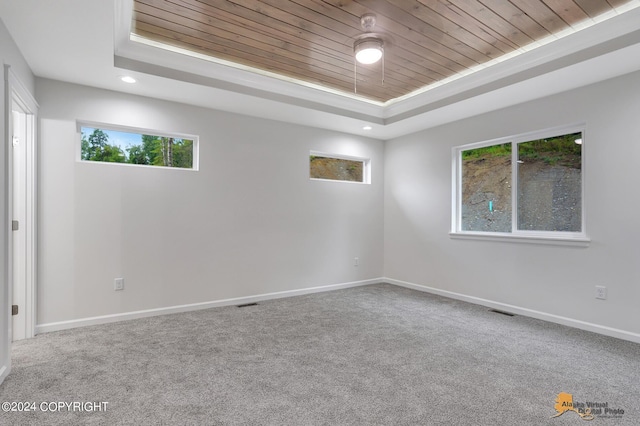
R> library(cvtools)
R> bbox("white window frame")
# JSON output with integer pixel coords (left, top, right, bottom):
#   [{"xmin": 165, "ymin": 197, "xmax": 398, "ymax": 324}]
[
  {"xmin": 309, "ymin": 151, "xmax": 371, "ymax": 184},
  {"xmin": 451, "ymin": 124, "xmax": 589, "ymax": 246},
  {"xmin": 77, "ymin": 121, "xmax": 199, "ymax": 171}
]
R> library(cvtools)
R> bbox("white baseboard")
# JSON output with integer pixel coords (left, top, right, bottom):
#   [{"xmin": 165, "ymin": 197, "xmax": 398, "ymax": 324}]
[
  {"xmin": 35, "ymin": 278, "xmax": 383, "ymax": 334},
  {"xmin": 36, "ymin": 277, "xmax": 640, "ymax": 344},
  {"xmin": 384, "ymin": 277, "xmax": 640, "ymax": 344}
]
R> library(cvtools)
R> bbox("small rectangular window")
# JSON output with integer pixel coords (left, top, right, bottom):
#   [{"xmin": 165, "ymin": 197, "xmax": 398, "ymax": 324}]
[
  {"xmin": 310, "ymin": 152, "xmax": 369, "ymax": 183},
  {"xmin": 78, "ymin": 123, "xmax": 198, "ymax": 170},
  {"xmin": 453, "ymin": 126, "xmax": 586, "ymax": 243}
]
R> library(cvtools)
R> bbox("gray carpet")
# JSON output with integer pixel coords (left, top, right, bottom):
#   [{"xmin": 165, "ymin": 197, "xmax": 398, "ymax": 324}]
[{"xmin": 1, "ymin": 283, "xmax": 638, "ymax": 425}]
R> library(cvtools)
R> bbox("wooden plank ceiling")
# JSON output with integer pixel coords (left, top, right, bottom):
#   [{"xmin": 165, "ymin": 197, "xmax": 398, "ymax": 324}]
[{"xmin": 131, "ymin": 0, "xmax": 631, "ymax": 103}]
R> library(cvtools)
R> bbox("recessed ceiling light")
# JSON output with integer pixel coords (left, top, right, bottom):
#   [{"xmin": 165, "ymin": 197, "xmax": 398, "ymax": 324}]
[
  {"xmin": 363, "ymin": 126, "xmax": 373, "ymax": 130},
  {"xmin": 120, "ymin": 76, "xmax": 137, "ymax": 84}
]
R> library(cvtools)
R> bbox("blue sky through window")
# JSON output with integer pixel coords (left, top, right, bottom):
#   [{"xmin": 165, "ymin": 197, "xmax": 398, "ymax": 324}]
[{"xmin": 81, "ymin": 127, "xmax": 143, "ymax": 150}]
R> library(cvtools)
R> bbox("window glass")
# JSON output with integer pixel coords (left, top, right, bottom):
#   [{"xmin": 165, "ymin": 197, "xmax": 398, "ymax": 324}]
[
  {"xmin": 80, "ymin": 126, "xmax": 195, "ymax": 169},
  {"xmin": 461, "ymin": 143, "xmax": 512, "ymax": 232},
  {"xmin": 310, "ymin": 155, "xmax": 365, "ymax": 183},
  {"xmin": 517, "ymin": 132, "xmax": 582, "ymax": 232}
]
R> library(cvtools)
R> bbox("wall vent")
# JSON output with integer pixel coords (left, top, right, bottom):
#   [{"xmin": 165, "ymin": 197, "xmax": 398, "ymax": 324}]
[{"xmin": 489, "ymin": 309, "xmax": 515, "ymax": 317}]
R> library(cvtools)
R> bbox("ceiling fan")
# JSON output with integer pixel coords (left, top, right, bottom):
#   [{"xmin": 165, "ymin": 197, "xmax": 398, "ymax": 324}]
[{"xmin": 353, "ymin": 13, "xmax": 385, "ymax": 94}]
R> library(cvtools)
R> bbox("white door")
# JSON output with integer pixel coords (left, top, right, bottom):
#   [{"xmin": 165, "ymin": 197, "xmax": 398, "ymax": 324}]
[{"xmin": 7, "ymin": 68, "xmax": 37, "ymax": 346}]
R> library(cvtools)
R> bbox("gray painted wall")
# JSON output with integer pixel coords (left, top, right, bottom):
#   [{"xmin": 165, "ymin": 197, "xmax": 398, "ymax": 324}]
[
  {"xmin": 36, "ymin": 79, "xmax": 384, "ymax": 325},
  {"xmin": 384, "ymin": 70, "xmax": 640, "ymax": 338}
]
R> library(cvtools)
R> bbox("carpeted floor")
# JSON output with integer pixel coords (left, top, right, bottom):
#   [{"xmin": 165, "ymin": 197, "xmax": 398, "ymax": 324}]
[{"xmin": 0, "ymin": 283, "xmax": 638, "ymax": 425}]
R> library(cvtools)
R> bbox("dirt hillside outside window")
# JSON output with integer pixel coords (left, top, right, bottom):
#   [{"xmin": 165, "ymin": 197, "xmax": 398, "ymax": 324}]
[{"xmin": 310, "ymin": 156, "xmax": 364, "ymax": 183}]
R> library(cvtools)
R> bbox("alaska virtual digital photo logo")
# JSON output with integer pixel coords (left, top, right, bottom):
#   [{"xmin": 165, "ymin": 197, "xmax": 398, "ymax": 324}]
[{"xmin": 551, "ymin": 392, "xmax": 625, "ymax": 420}]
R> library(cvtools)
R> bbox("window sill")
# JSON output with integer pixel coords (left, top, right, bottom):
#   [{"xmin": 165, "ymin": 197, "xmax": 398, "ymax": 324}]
[
  {"xmin": 309, "ymin": 178, "xmax": 370, "ymax": 185},
  {"xmin": 449, "ymin": 231, "xmax": 590, "ymax": 247}
]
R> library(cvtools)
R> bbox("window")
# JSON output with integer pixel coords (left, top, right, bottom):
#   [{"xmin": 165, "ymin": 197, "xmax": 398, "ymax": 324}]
[
  {"xmin": 78, "ymin": 123, "xmax": 198, "ymax": 170},
  {"xmin": 452, "ymin": 125, "xmax": 586, "ymax": 243},
  {"xmin": 309, "ymin": 152, "xmax": 370, "ymax": 184}
]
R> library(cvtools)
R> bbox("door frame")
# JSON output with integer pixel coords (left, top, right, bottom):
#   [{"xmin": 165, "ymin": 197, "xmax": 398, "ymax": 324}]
[{"xmin": 5, "ymin": 65, "xmax": 38, "ymax": 342}]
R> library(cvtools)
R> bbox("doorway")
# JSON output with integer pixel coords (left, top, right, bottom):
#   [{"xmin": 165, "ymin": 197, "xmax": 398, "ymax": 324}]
[{"xmin": 7, "ymin": 70, "xmax": 37, "ymax": 341}]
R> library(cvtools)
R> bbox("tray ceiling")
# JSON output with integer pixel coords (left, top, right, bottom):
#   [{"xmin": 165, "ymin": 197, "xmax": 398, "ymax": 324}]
[{"xmin": 131, "ymin": 0, "xmax": 634, "ymax": 103}]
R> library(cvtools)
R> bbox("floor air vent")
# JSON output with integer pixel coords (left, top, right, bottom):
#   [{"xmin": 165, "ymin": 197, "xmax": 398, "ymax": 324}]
[
  {"xmin": 237, "ymin": 302, "xmax": 258, "ymax": 308},
  {"xmin": 489, "ymin": 309, "xmax": 515, "ymax": 317}
]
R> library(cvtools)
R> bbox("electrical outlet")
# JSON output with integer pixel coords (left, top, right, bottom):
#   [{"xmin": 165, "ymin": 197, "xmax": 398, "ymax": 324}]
[
  {"xmin": 595, "ymin": 285, "xmax": 607, "ymax": 300},
  {"xmin": 354, "ymin": 257, "xmax": 359, "ymax": 267},
  {"xmin": 114, "ymin": 278, "xmax": 125, "ymax": 291}
]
